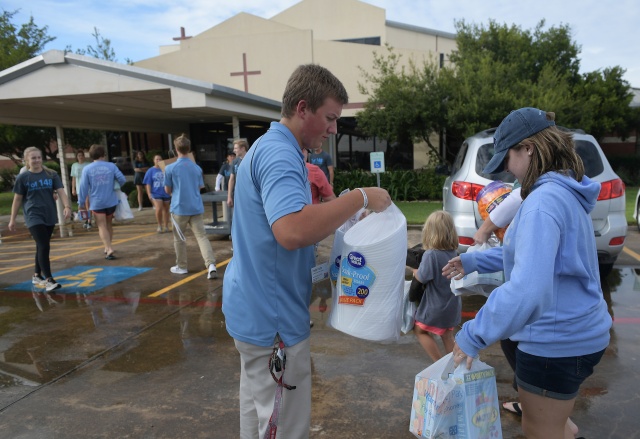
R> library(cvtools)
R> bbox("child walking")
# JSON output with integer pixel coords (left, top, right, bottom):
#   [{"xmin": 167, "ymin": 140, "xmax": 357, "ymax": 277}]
[{"xmin": 410, "ymin": 210, "xmax": 461, "ymax": 362}]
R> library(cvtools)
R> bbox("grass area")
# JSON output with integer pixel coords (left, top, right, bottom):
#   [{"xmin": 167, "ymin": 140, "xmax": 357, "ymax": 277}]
[
  {"xmin": 0, "ymin": 191, "xmax": 13, "ymax": 216},
  {"xmin": 626, "ymin": 186, "xmax": 638, "ymax": 224},
  {"xmin": 395, "ymin": 200, "xmax": 442, "ymax": 225}
]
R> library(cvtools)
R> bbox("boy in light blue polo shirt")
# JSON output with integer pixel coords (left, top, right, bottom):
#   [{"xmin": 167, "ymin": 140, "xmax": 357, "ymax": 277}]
[{"xmin": 164, "ymin": 134, "xmax": 217, "ymax": 279}]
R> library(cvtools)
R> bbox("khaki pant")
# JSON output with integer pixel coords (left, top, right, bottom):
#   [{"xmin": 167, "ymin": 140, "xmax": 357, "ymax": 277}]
[
  {"xmin": 235, "ymin": 337, "xmax": 311, "ymax": 439},
  {"xmin": 171, "ymin": 213, "xmax": 216, "ymax": 270}
]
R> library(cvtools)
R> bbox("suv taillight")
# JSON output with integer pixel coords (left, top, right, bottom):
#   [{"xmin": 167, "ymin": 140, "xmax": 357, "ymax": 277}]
[
  {"xmin": 452, "ymin": 181, "xmax": 485, "ymax": 201},
  {"xmin": 597, "ymin": 178, "xmax": 625, "ymax": 201}
]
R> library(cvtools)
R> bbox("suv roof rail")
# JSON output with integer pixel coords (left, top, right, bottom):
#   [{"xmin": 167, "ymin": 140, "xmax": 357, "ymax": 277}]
[{"xmin": 557, "ymin": 125, "xmax": 586, "ymax": 134}]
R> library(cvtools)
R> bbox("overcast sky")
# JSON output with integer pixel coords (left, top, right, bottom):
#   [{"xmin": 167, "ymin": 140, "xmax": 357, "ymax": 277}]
[{"xmin": 5, "ymin": 0, "xmax": 639, "ymax": 87}]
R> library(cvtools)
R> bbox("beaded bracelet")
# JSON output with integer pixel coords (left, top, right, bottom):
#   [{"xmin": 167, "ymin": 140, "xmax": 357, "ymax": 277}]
[{"xmin": 356, "ymin": 188, "xmax": 368, "ymax": 210}]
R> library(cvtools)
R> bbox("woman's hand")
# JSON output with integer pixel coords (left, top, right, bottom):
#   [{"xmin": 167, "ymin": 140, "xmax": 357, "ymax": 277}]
[
  {"xmin": 442, "ymin": 256, "xmax": 465, "ymax": 280},
  {"xmin": 452, "ymin": 342, "xmax": 474, "ymax": 369}
]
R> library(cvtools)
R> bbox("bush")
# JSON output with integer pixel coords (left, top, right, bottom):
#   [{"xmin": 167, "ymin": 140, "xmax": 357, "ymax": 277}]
[
  {"xmin": 44, "ymin": 161, "xmax": 60, "ymax": 173},
  {"xmin": 334, "ymin": 168, "xmax": 446, "ymax": 202},
  {"xmin": 127, "ymin": 188, "xmax": 152, "ymax": 208},
  {"xmin": 608, "ymin": 155, "xmax": 640, "ymax": 187},
  {"xmin": 120, "ymin": 181, "xmax": 136, "ymax": 195},
  {"xmin": 0, "ymin": 166, "xmax": 20, "ymax": 192}
]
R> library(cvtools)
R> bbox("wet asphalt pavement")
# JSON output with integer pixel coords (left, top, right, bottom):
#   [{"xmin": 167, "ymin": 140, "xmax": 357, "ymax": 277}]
[{"xmin": 0, "ymin": 207, "xmax": 639, "ymax": 439}]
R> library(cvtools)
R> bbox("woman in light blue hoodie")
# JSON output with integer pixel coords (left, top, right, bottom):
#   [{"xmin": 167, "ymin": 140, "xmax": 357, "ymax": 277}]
[{"xmin": 443, "ymin": 108, "xmax": 611, "ymax": 439}]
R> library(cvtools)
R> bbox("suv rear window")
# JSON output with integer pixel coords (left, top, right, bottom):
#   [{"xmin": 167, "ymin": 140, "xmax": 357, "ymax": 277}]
[
  {"xmin": 575, "ymin": 140, "xmax": 604, "ymax": 178},
  {"xmin": 475, "ymin": 143, "xmax": 516, "ymax": 183}
]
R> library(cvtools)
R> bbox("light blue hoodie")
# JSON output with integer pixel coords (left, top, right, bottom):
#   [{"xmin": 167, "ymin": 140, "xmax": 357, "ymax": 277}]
[{"xmin": 457, "ymin": 172, "xmax": 612, "ymax": 358}]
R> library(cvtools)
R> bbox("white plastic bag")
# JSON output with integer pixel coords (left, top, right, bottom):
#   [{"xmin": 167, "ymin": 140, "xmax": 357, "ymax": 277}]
[
  {"xmin": 450, "ymin": 241, "xmax": 503, "ymax": 297},
  {"xmin": 402, "ymin": 280, "xmax": 416, "ymax": 334},
  {"xmin": 410, "ymin": 353, "xmax": 502, "ymax": 438},
  {"xmin": 114, "ymin": 190, "xmax": 134, "ymax": 221}
]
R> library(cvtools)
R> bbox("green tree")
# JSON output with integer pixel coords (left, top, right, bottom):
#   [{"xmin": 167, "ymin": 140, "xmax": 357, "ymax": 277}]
[
  {"xmin": 441, "ymin": 19, "xmax": 635, "ymax": 145},
  {"xmin": 357, "ymin": 45, "xmax": 448, "ymax": 163},
  {"xmin": 73, "ymin": 27, "xmax": 132, "ymax": 64},
  {"xmin": 0, "ymin": 9, "xmax": 55, "ymax": 70},
  {"xmin": 441, "ymin": 19, "xmax": 581, "ymax": 142}
]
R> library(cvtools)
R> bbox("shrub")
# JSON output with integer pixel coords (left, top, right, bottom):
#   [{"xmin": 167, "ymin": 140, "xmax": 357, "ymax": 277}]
[
  {"xmin": 334, "ymin": 168, "xmax": 446, "ymax": 202},
  {"xmin": 120, "ymin": 181, "xmax": 136, "ymax": 195},
  {"xmin": 0, "ymin": 166, "xmax": 20, "ymax": 191},
  {"xmin": 127, "ymin": 188, "xmax": 152, "ymax": 208}
]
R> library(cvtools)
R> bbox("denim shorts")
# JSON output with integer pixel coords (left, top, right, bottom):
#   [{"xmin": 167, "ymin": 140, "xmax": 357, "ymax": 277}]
[{"xmin": 515, "ymin": 348, "xmax": 605, "ymax": 400}]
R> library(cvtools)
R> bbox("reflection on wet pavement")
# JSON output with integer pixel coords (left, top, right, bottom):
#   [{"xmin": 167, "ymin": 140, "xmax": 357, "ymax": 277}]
[{"xmin": 1, "ymin": 256, "xmax": 639, "ymax": 437}]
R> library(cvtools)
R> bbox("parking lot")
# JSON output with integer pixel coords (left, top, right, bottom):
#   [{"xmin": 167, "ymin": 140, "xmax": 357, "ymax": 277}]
[{"xmin": 1, "ymin": 208, "xmax": 639, "ymax": 438}]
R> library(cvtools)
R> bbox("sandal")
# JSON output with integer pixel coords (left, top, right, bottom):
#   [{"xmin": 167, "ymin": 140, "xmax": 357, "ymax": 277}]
[
  {"xmin": 105, "ymin": 253, "xmax": 116, "ymax": 260},
  {"xmin": 502, "ymin": 401, "xmax": 522, "ymax": 416}
]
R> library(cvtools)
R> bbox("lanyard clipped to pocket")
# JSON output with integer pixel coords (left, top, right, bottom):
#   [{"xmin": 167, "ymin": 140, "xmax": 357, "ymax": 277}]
[{"xmin": 263, "ymin": 335, "xmax": 296, "ymax": 439}]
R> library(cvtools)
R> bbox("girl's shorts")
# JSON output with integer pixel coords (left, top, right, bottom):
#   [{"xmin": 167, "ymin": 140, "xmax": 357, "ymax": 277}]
[
  {"xmin": 414, "ymin": 321, "xmax": 453, "ymax": 336},
  {"xmin": 92, "ymin": 205, "xmax": 117, "ymax": 216},
  {"xmin": 515, "ymin": 347, "xmax": 605, "ymax": 400}
]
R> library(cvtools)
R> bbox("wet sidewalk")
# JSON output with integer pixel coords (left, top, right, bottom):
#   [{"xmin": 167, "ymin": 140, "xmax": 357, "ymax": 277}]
[{"xmin": 0, "ymin": 207, "xmax": 639, "ymax": 438}]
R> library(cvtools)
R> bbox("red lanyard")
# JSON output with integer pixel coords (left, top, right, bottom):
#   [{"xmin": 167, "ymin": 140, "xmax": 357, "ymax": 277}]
[{"xmin": 263, "ymin": 339, "xmax": 296, "ymax": 439}]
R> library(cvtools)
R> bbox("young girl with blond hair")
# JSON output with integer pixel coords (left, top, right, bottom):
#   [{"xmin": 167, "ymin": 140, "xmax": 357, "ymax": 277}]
[{"xmin": 410, "ymin": 210, "xmax": 460, "ymax": 362}]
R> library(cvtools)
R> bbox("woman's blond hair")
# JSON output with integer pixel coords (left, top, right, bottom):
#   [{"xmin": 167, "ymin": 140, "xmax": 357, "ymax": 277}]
[{"xmin": 421, "ymin": 210, "xmax": 458, "ymax": 251}]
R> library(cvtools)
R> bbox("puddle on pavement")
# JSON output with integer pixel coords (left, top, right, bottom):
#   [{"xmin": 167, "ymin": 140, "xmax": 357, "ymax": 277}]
[{"xmin": 1, "ymin": 266, "xmax": 640, "ymax": 436}]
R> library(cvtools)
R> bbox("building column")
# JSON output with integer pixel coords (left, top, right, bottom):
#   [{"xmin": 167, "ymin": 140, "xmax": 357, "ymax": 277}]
[{"xmin": 55, "ymin": 126, "xmax": 71, "ymax": 237}]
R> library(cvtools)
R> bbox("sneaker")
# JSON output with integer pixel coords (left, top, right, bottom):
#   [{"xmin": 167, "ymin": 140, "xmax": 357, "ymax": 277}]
[
  {"xmin": 45, "ymin": 279, "xmax": 61, "ymax": 292},
  {"xmin": 157, "ymin": 226, "xmax": 162, "ymax": 233},
  {"xmin": 85, "ymin": 222, "xmax": 92, "ymax": 229},
  {"xmin": 207, "ymin": 264, "xmax": 218, "ymax": 280},
  {"xmin": 32, "ymin": 274, "xmax": 45, "ymax": 286},
  {"xmin": 170, "ymin": 265, "xmax": 188, "ymax": 275},
  {"xmin": 138, "ymin": 206, "xmax": 143, "ymax": 211}
]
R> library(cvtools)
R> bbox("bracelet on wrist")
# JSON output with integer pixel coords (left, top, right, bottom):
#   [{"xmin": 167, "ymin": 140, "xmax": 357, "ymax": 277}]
[{"xmin": 356, "ymin": 188, "xmax": 368, "ymax": 210}]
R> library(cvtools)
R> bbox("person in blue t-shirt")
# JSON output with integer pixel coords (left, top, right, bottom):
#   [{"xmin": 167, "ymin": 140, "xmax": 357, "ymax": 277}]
[
  {"xmin": 78, "ymin": 144, "xmax": 126, "ymax": 260},
  {"xmin": 221, "ymin": 64, "xmax": 392, "ymax": 438},
  {"xmin": 164, "ymin": 134, "xmax": 217, "ymax": 279},
  {"xmin": 215, "ymin": 151, "xmax": 235, "ymax": 191},
  {"xmin": 143, "ymin": 154, "xmax": 171, "ymax": 233}
]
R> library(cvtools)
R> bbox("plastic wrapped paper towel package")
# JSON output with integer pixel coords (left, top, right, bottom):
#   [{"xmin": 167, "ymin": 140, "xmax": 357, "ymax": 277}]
[{"xmin": 329, "ymin": 203, "xmax": 407, "ymax": 342}]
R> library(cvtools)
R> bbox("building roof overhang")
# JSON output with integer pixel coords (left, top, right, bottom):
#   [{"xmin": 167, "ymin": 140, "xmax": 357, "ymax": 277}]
[{"xmin": 0, "ymin": 50, "xmax": 282, "ymax": 133}]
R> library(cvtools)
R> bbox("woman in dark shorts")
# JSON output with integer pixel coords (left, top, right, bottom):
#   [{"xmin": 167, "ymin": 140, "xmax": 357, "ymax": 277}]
[
  {"xmin": 77, "ymin": 144, "xmax": 126, "ymax": 260},
  {"xmin": 444, "ymin": 108, "xmax": 611, "ymax": 438},
  {"xmin": 133, "ymin": 151, "xmax": 150, "ymax": 211}
]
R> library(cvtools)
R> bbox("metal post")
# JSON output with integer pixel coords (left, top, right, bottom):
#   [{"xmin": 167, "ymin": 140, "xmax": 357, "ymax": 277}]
[{"xmin": 55, "ymin": 126, "xmax": 71, "ymax": 237}]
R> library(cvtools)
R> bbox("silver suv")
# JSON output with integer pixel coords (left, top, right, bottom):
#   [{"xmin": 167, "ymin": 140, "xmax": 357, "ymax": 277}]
[{"xmin": 442, "ymin": 127, "xmax": 627, "ymax": 275}]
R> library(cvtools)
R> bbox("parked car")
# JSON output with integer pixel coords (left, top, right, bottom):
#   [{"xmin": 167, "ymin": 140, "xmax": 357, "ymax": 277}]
[
  {"xmin": 442, "ymin": 127, "xmax": 627, "ymax": 276},
  {"xmin": 112, "ymin": 156, "xmax": 134, "ymax": 175}
]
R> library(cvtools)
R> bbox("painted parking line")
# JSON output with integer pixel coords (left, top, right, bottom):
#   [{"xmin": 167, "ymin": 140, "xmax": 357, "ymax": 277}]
[
  {"xmin": 0, "ymin": 231, "xmax": 157, "ymax": 275},
  {"xmin": 623, "ymin": 246, "xmax": 640, "ymax": 262},
  {"xmin": 148, "ymin": 257, "xmax": 232, "ymax": 298}
]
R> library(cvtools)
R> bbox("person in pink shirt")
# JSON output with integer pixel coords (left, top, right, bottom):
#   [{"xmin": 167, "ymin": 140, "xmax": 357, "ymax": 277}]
[{"xmin": 302, "ymin": 148, "xmax": 335, "ymax": 204}]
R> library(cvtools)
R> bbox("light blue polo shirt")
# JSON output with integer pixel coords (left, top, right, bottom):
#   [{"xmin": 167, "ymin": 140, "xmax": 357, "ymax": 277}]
[
  {"xmin": 164, "ymin": 157, "xmax": 205, "ymax": 216},
  {"xmin": 222, "ymin": 122, "xmax": 315, "ymax": 347}
]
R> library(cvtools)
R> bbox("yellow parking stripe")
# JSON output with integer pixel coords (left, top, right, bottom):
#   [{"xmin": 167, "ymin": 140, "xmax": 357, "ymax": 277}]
[
  {"xmin": 623, "ymin": 246, "xmax": 640, "ymax": 262},
  {"xmin": 148, "ymin": 257, "xmax": 232, "ymax": 298}
]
